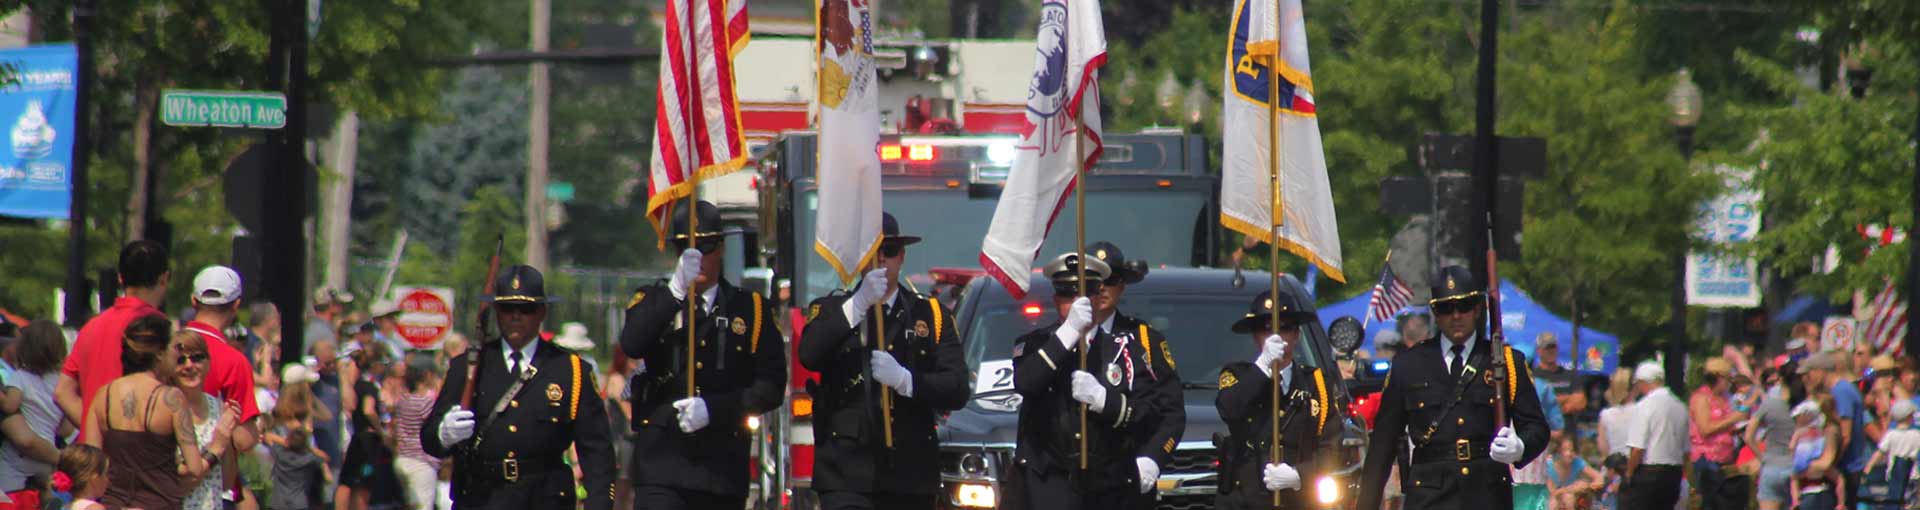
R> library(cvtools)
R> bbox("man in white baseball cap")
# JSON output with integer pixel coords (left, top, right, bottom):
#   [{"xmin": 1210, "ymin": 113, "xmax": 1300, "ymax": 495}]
[
  {"xmin": 368, "ymin": 300, "xmax": 408, "ymax": 361},
  {"xmin": 182, "ymin": 265, "xmax": 264, "ymax": 504},
  {"xmin": 1622, "ymin": 360, "xmax": 1689, "ymax": 510}
]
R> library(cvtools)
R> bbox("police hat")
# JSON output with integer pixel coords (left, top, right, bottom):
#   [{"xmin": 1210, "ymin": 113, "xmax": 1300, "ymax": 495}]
[
  {"xmin": 882, "ymin": 213, "xmax": 921, "ymax": 247},
  {"xmin": 484, "ymin": 265, "xmax": 562, "ymax": 304},
  {"xmin": 1428, "ymin": 265, "xmax": 1484, "ymax": 305},
  {"xmin": 1042, "ymin": 252, "xmax": 1111, "ymax": 295},
  {"xmin": 1231, "ymin": 288, "xmax": 1315, "ymax": 334},
  {"xmin": 667, "ymin": 200, "xmax": 726, "ymax": 241},
  {"xmin": 1085, "ymin": 241, "xmax": 1148, "ymax": 284}
]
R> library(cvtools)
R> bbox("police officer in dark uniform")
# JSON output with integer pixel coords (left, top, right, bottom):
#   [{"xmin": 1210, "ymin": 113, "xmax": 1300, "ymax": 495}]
[
  {"xmin": 423, "ymin": 265, "xmax": 617, "ymax": 510},
  {"xmin": 617, "ymin": 200, "xmax": 787, "ymax": 510},
  {"xmin": 1214, "ymin": 285, "xmax": 1341, "ymax": 510},
  {"xmin": 798, "ymin": 213, "xmax": 972, "ymax": 510},
  {"xmin": 1082, "ymin": 241, "xmax": 1186, "ymax": 507},
  {"xmin": 1006, "ymin": 252, "xmax": 1183, "ymax": 510},
  {"xmin": 1355, "ymin": 266, "xmax": 1550, "ymax": 510}
]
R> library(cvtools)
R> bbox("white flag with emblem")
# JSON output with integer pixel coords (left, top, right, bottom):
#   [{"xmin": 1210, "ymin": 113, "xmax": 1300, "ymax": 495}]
[
  {"xmin": 813, "ymin": 0, "xmax": 883, "ymax": 284},
  {"xmin": 978, "ymin": 0, "xmax": 1107, "ymax": 299},
  {"xmin": 1220, "ymin": 0, "xmax": 1344, "ymax": 282}
]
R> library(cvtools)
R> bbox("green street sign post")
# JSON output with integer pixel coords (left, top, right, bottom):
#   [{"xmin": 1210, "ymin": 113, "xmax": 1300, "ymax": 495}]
[{"xmin": 161, "ymin": 90, "xmax": 287, "ymax": 129}]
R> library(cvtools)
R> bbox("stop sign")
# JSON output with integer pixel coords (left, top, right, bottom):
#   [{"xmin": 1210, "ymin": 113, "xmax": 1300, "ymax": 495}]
[{"xmin": 395, "ymin": 288, "xmax": 454, "ymax": 349}]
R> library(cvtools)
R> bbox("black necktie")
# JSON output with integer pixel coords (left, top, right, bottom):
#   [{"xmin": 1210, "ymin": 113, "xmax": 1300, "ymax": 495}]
[
  {"xmin": 509, "ymin": 351, "xmax": 523, "ymax": 376},
  {"xmin": 1449, "ymin": 344, "xmax": 1465, "ymax": 377}
]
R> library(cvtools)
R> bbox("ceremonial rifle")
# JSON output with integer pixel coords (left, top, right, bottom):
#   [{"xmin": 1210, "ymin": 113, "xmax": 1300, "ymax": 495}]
[
  {"xmin": 1484, "ymin": 221, "xmax": 1508, "ymax": 426},
  {"xmin": 460, "ymin": 236, "xmax": 505, "ymax": 412}
]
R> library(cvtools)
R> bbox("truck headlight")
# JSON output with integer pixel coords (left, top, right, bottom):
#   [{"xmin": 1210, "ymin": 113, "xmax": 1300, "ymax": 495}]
[
  {"xmin": 955, "ymin": 483, "xmax": 996, "ymax": 508},
  {"xmin": 1315, "ymin": 475, "xmax": 1339, "ymax": 505},
  {"xmin": 959, "ymin": 453, "xmax": 989, "ymax": 476}
]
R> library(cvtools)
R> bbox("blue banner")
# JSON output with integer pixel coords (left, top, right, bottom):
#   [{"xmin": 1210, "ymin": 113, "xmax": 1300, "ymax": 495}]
[{"xmin": 0, "ymin": 44, "xmax": 77, "ymax": 219}]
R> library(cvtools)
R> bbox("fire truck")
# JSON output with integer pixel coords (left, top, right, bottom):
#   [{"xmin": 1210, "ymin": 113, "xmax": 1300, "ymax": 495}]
[{"xmin": 703, "ymin": 33, "xmax": 1231, "ymax": 509}]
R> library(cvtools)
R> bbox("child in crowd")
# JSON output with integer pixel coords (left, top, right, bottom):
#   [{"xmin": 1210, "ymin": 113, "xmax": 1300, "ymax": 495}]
[
  {"xmin": 1791, "ymin": 398, "xmax": 1846, "ymax": 510},
  {"xmin": 1864, "ymin": 399, "xmax": 1919, "ymax": 508},
  {"xmin": 268, "ymin": 427, "xmax": 330, "ymax": 510},
  {"xmin": 57, "ymin": 444, "xmax": 110, "ymax": 510},
  {"xmin": 1544, "ymin": 435, "xmax": 1604, "ymax": 510}
]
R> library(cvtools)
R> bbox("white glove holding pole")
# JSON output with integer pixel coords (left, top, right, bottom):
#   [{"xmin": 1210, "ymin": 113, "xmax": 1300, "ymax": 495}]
[
  {"xmin": 437, "ymin": 405, "xmax": 476, "ymax": 446},
  {"xmin": 1136, "ymin": 457, "xmax": 1160, "ymax": 494},
  {"xmin": 1490, "ymin": 426, "xmax": 1525, "ymax": 463},
  {"xmin": 1255, "ymin": 334, "xmax": 1287, "ymax": 378},
  {"xmin": 1054, "ymin": 297, "xmax": 1095, "ymax": 351},
  {"xmin": 1071, "ymin": 371, "xmax": 1108, "ymax": 413},
  {"xmin": 672, "ymin": 397, "xmax": 710, "ymax": 433},
  {"xmin": 1264, "ymin": 462, "xmax": 1301, "ymax": 491},
  {"xmin": 841, "ymin": 269, "xmax": 891, "ymax": 328},
  {"xmin": 870, "ymin": 351, "xmax": 914, "ymax": 397},
  {"xmin": 668, "ymin": 249, "xmax": 704, "ymax": 300}
]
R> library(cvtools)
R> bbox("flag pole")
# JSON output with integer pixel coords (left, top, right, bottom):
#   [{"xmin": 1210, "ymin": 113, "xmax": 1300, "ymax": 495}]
[
  {"xmin": 1074, "ymin": 115, "xmax": 1091, "ymax": 472},
  {"xmin": 684, "ymin": 1, "xmax": 700, "ymax": 401},
  {"xmin": 1266, "ymin": 47, "xmax": 1287, "ymax": 510},
  {"xmin": 876, "ymin": 279, "xmax": 894, "ymax": 448}
]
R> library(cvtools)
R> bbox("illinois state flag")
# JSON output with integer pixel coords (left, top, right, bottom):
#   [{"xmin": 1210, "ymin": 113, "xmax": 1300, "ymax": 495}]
[
  {"xmin": 813, "ymin": 0, "xmax": 884, "ymax": 284},
  {"xmin": 645, "ymin": 0, "xmax": 752, "ymax": 244},
  {"xmin": 1220, "ymin": 0, "xmax": 1344, "ymax": 282},
  {"xmin": 979, "ymin": 0, "xmax": 1107, "ymax": 299}
]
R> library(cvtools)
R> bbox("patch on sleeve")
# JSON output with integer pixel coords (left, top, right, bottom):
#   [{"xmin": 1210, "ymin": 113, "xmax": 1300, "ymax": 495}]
[
  {"xmin": 626, "ymin": 290, "xmax": 647, "ymax": 310},
  {"xmin": 1160, "ymin": 341, "xmax": 1177, "ymax": 371},
  {"xmin": 808, "ymin": 304, "xmax": 822, "ymax": 321},
  {"xmin": 1219, "ymin": 370, "xmax": 1238, "ymax": 389}
]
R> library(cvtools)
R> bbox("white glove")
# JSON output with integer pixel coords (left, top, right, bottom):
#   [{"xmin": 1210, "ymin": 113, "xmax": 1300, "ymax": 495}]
[
  {"xmin": 841, "ymin": 269, "xmax": 891, "ymax": 328},
  {"xmin": 871, "ymin": 351, "xmax": 914, "ymax": 397},
  {"xmin": 1136, "ymin": 457, "xmax": 1160, "ymax": 494},
  {"xmin": 669, "ymin": 248, "xmax": 704, "ymax": 300},
  {"xmin": 437, "ymin": 405, "xmax": 476, "ymax": 446},
  {"xmin": 672, "ymin": 397, "xmax": 710, "ymax": 433},
  {"xmin": 1053, "ymin": 297, "xmax": 1095, "ymax": 351},
  {"xmin": 1490, "ymin": 426, "xmax": 1525, "ymax": 464},
  {"xmin": 1255, "ymin": 334, "xmax": 1287, "ymax": 377},
  {"xmin": 1070, "ymin": 371, "xmax": 1108, "ymax": 413},
  {"xmin": 1264, "ymin": 462, "xmax": 1301, "ymax": 491}
]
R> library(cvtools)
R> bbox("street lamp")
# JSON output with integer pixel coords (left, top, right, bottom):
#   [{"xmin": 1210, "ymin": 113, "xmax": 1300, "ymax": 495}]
[
  {"xmin": 1665, "ymin": 68, "xmax": 1704, "ymax": 390},
  {"xmin": 1183, "ymin": 80, "xmax": 1210, "ymax": 128},
  {"xmin": 1156, "ymin": 70, "xmax": 1182, "ymax": 124}
]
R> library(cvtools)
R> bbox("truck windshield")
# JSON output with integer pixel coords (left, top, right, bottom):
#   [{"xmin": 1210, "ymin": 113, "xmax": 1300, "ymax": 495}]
[
  {"xmin": 790, "ymin": 188, "xmax": 1207, "ymax": 304},
  {"xmin": 961, "ymin": 294, "xmax": 1329, "ymax": 392}
]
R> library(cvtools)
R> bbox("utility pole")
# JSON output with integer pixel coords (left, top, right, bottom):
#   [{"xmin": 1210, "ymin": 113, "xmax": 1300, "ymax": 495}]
[
  {"xmin": 323, "ymin": 111, "xmax": 359, "ymax": 294},
  {"xmin": 64, "ymin": 0, "xmax": 96, "ymax": 327},
  {"xmin": 267, "ymin": 0, "xmax": 312, "ymax": 369},
  {"xmin": 526, "ymin": 0, "xmax": 552, "ymax": 272}
]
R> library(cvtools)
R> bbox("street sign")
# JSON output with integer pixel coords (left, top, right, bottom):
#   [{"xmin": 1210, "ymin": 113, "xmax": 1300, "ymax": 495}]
[
  {"xmin": 160, "ymin": 90, "xmax": 286, "ymax": 129},
  {"xmin": 394, "ymin": 287, "xmax": 455, "ymax": 349}
]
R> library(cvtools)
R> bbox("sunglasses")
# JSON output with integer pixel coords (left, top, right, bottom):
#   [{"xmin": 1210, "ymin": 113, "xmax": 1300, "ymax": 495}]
[
  {"xmin": 1052, "ymin": 281, "xmax": 1106, "ymax": 297},
  {"xmin": 1272, "ymin": 321, "xmax": 1302, "ymax": 333},
  {"xmin": 176, "ymin": 353, "xmax": 210, "ymax": 365},
  {"xmin": 1433, "ymin": 300, "xmax": 1479, "ymax": 316},
  {"xmin": 496, "ymin": 302, "xmax": 542, "ymax": 315},
  {"xmin": 879, "ymin": 244, "xmax": 904, "ymax": 258},
  {"xmin": 675, "ymin": 238, "xmax": 723, "ymax": 254}
]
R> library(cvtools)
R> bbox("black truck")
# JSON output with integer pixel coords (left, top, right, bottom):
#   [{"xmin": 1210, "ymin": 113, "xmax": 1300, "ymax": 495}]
[{"xmin": 936, "ymin": 268, "xmax": 1369, "ymax": 510}]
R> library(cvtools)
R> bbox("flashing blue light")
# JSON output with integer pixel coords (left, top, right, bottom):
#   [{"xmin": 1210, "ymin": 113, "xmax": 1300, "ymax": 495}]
[{"xmin": 1368, "ymin": 360, "xmax": 1392, "ymax": 377}]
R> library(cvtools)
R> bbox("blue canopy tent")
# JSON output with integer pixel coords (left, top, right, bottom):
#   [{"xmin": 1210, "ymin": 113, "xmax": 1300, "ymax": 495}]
[{"xmin": 1318, "ymin": 279, "xmax": 1621, "ymax": 374}]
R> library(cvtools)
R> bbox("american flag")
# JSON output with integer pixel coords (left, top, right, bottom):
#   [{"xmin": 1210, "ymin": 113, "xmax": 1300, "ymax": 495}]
[
  {"xmin": 645, "ymin": 0, "xmax": 752, "ymax": 242},
  {"xmin": 1365, "ymin": 260, "xmax": 1413, "ymax": 327},
  {"xmin": 1864, "ymin": 279, "xmax": 1907, "ymax": 357}
]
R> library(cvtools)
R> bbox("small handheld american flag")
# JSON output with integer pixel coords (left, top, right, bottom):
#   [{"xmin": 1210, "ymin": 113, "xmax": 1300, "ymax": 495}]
[{"xmin": 1365, "ymin": 253, "xmax": 1413, "ymax": 327}]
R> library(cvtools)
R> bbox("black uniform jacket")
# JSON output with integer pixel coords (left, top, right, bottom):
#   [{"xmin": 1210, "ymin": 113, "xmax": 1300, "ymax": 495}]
[
  {"xmin": 1010, "ymin": 313, "xmax": 1184, "ymax": 491},
  {"xmin": 798, "ymin": 286, "xmax": 970, "ymax": 495},
  {"xmin": 1214, "ymin": 361, "xmax": 1340, "ymax": 510},
  {"xmin": 618, "ymin": 279, "xmax": 787, "ymax": 496},
  {"xmin": 421, "ymin": 339, "xmax": 616, "ymax": 510},
  {"xmin": 1355, "ymin": 335, "xmax": 1550, "ymax": 510}
]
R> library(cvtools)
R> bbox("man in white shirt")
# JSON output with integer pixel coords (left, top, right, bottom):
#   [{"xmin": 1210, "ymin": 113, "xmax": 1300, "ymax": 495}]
[{"xmin": 1623, "ymin": 360, "xmax": 1690, "ymax": 510}]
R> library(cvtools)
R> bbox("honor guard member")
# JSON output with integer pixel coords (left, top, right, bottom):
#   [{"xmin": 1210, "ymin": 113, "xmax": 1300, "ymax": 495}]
[
  {"xmin": 618, "ymin": 200, "xmax": 787, "ymax": 510},
  {"xmin": 1082, "ymin": 240, "xmax": 1186, "ymax": 506},
  {"xmin": 1355, "ymin": 266, "xmax": 1550, "ymax": 510},
  {"xmin": 798, "ymin": 213, "xmax": 971, "ymax": 510},
  {"xmin": 1214, "ymin": 285, "xmax": 1340, "ymax": 510},
  {"xmin": 1007, "ymin": 252, "xmax": 1184, "ymax": 509},
  {"xmin": 422, "ymin": 265, "xmax": 617, "ymax": 510}
]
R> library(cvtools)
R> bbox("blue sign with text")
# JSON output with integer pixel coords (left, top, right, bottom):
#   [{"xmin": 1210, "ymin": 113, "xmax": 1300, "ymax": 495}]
[{"xmin": 0, "ymin": 44, "xmax": 77, "ymax": 219}]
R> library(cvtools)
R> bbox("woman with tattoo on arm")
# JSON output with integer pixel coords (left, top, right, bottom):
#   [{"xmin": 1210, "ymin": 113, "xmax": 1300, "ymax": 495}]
[{"xmin": 83, "ymin": 316, "xmax": 232, "ymax": 510}]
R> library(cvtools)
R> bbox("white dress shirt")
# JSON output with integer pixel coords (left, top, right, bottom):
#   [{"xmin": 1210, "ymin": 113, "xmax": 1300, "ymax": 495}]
[
  {"xmin": 1626, "ymin": 386, "xmax": 1691, "ymax": 466},
  {"xmin": 500, "ymin": 338, "xmax": 539, "ymax": 375},
  {"xmin": 1441, "ymin": 333, "xmax": 1479, "ymax": 371}
]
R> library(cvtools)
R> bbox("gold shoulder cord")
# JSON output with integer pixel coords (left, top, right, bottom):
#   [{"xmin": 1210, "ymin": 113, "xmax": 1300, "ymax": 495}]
[
  {"xmin": 1314, "ymin": 368, "xmax": 1329, "ymax": 435},
  {"xmin": 1504, "ymin": 348, "xmax": 1518, "ymax": 402},
  {"xmin": 1138, "ymin": 324, "xmax": 1152, "ymax": 367},
  {"xmin": 929, "ymin": 297, "xmax": 945, "ymax": 343},
  {"xmin": 569, "ymin": 354, "xmax": 582, "ymax": 420},
  {"xmin": 750, "ymin": 293, "xmax": 764, "ymax": 353}
]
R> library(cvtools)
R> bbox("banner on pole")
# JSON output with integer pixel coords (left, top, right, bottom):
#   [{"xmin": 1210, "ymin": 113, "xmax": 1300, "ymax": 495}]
[
  {"xmin": 0, "ymin": 44, "xmax": 78, "ymax": 220},
  {"xmin": 1685, "ymin": 165, "xmax": 1762, "ymax": 307}
]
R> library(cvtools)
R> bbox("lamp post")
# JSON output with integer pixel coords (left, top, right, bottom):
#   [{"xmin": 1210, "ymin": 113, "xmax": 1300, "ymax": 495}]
[
  {"xmin": 1666, "ymin": 68, "xmax": 1703, "ymax": 390},
  {"xmin": 1155, "ymin": 70, "xmax": 1182, "ymax": 125},
  {"xmin": 1183, "ymin": 80, "xmax": 1209, "ymax": 130}
]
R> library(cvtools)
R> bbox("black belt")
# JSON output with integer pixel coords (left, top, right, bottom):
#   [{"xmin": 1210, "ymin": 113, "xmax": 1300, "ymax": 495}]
[
  {"xmin": 1411, "ymin": 439, "xmax": 1490, "ymax": 464},
  {"xmin": 468, "ymin": 454, "xmax": 565, "ymax": 484}
]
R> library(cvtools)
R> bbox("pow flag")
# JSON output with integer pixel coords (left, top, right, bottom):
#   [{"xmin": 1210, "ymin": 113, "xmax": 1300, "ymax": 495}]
[{"xmin": 1219, "ymin": 0, "xmax": 1344, "ymax": 282}]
